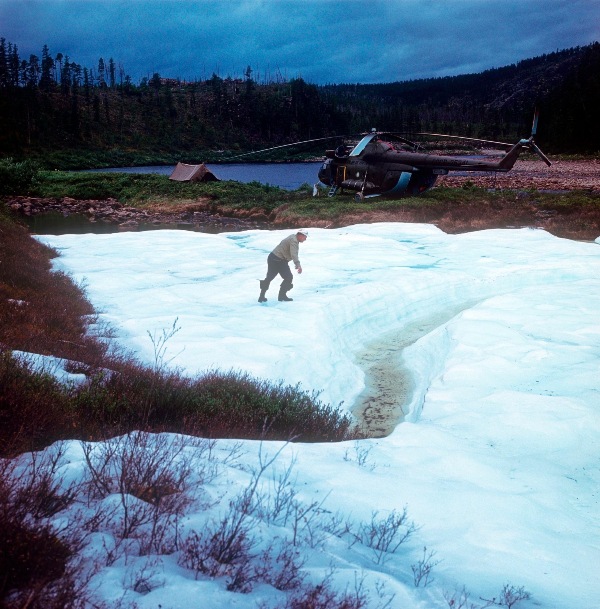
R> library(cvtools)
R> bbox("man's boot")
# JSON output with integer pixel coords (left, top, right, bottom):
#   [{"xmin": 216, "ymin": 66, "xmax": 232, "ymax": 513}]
[
  {"xmin": 258, "ymin": 279, "xmax": 270, "ymax": 303},
  {"xmin": 278, "ymin": 281, "xmax": 293, "ymax": 302}
]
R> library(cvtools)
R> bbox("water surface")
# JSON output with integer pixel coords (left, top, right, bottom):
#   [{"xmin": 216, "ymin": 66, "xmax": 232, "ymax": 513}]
[{"xmin": 88, "ymin": 162, "xmax": 323, "ymax": 190}]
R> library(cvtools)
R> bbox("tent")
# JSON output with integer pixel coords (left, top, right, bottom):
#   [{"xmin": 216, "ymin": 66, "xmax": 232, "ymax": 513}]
[{"xmin": 169, "ymin": 162, "xmax": 219, "ymax": 182}]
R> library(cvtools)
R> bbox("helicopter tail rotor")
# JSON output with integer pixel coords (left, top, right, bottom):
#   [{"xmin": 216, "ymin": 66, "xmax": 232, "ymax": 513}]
[
  {"xmin": 527, "ymin": 137, "xmax": 552, "ymax": 166},
  {"xmin": 531, "ymin": 108, "xmax": 540, "ymax": 137},
  {"xmin": 527, "ymin": 108, "xmax": 551, "ymax": 166}
]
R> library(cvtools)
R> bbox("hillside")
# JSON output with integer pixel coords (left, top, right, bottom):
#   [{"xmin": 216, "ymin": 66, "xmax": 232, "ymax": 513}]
[
  {"xmin": 322, "ymin": 44, "xmax": 600, "ymax": 148},
  {"xmin": 0, "ymin": 40, "xmax": 598, "ymax": 166}
]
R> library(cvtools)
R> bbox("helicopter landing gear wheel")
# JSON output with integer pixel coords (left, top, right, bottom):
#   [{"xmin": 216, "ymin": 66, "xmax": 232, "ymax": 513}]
[{"xmin": 354, "ymin": 192, "xmax": 365, "ymax": 202}]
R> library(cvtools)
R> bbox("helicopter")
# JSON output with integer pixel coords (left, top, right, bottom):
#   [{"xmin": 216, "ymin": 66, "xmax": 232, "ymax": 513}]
[{"xmin": 226, "ymin": 110, "xmax": 551, "ymax": 201}]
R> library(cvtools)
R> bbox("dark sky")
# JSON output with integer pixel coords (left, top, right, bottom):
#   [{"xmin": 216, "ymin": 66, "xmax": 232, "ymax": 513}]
[{"xmin": 1, "ymin": 0, "xmax": 598, "ymax": 85}]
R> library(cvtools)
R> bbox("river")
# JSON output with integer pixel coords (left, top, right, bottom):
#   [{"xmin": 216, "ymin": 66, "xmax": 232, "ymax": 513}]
[{"xmin": 88, "ymin": 162, "xmax": 324, "ymax": 191}]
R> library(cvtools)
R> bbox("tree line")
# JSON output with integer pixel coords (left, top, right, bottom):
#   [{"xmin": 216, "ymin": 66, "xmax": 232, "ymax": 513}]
[{"xmin": 0, "ymin": 37, "xmax": 598, "ymax": 165}]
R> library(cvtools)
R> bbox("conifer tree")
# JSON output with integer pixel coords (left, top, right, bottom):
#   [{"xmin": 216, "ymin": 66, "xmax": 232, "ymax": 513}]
[
  {"xmin": 98, "ymin": 57, "xmax": 106, "ymax": 87},
  {"xmin": 8, "ymin": 42, "xmax": 20, "ymax": 87},
  {"xmin": 40, "ymin": 45, "xmax": 54, "ymax": 89},
  {"xmin": 27, "ymin": 54, "xmax": 40, "ymax": 87},
  {"xmin": 0, "ymin": 38, "xmax": 7, "ymax": 88},
  {"xmin": 108, "ymin": 58, "xmax": 116, "ymax": 88}
]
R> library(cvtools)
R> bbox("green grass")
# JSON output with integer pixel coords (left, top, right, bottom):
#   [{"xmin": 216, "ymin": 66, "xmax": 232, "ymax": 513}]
[{"xmin": 6, "ymin": 159, "xmax": 597, "ymax": 223}]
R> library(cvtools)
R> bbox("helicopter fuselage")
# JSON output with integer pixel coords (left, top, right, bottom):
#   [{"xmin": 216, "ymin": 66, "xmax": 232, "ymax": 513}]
[
  {"xmin": 223, "ymin": 121, "xmax": 549, "ymax": 200},
  {"xmin": 317, "ymin": 137, "xmax": 537, "ymax": 199},
  {"xmin": 318, "ymin": 143, "xmax": 443, "ymax": 198}
]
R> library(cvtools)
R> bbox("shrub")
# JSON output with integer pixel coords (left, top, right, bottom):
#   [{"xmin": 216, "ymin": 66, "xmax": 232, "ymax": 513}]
[
  {"xmin": 353, "ymin": 507, "xmax": 417, "ymax": 565},
  {"xmin": 411, "ymin": 546, "xmax": 441, "ymax": 587},
  {"xmin": 1, "ymin": 347, "xmax": 358, "ymax": 457},
  {"xmin": 0, "ymin": 446, "xmax": 81, "ymax": 609},
  {"xmin": 0, "ymin": 352, "xmax": 74, "ymax": 454},
  {"xmin": 69, "ymin": 363, "xmax": 358, "ymax": 443},
  {"xmin": 445, "ymin": 584, "xmax": 532, "ymax": 609},
  {"xmin": 0, "ymin": 157, "xmax": 39, "ymax": 195},
  {"xmin": 0, "ymin": 210, "xmax": 103, "ymax": 365},
  {"xmin": 279, "ymin": 571, "xmax": 369, "ymax": 609},
  {"xmin": 81, "ymin": 432, "xmax": 194, "ymax": 554},
  {"xmin": 181, "ymin": 370, "xmax": 359, "ymax": 442},
  {"xmin": 0, "ymin": 515, "xmax": 71, "ymax": 596}
]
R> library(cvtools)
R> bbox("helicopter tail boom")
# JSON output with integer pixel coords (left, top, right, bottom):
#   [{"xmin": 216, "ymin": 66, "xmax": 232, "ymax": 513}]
[
  {"xmin": 418, "ymin": 109, "xmax": 551, "ymax": 170},
  {"xmin": 495, "ymin": 136, "xmax": 552, "ymax": 171}
]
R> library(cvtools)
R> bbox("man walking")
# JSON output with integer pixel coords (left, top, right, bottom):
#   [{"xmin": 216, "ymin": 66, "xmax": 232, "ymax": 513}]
[{"xmin": 258, "ymin": 230, "xmax": 308, "ymax": 303}]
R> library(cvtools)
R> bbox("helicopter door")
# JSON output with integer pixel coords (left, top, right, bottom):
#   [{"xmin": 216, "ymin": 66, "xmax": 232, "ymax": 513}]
[{"xmin": 336, "ymin": 165, "xmax": 346, "ymax": 184}]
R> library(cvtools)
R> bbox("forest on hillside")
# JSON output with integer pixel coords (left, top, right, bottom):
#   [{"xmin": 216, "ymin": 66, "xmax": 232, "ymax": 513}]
[{"xmin": 0, "ymin": 38, "xmax": 598, "ymax": 167}]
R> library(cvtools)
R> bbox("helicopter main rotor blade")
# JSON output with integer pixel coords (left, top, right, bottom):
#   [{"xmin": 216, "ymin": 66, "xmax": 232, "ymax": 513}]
[
  {"xmin": 349, "ymin": 132, "xmax": 378, "ymax": 156},
  {"xmin": 376, "ymin": 132, "xmax": 419, "ymax": 149},
  {"xmin": 223, "ymin": 134, "xmax": 363, "ymax": 160},
  {"xmin": 415, "ymin": 132, "xmax": 514, "ymax": 151}
]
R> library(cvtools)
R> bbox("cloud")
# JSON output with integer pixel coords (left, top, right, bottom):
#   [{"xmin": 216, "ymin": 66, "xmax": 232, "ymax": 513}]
[{"xmin": 1, "ymin": 0, "xmax": 598, "ymax": 84}]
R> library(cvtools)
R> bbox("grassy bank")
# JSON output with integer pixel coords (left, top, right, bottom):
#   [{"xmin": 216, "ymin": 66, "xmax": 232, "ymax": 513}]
[
  {"xmin": 31, "ymin": 168, "xmax": 312, "ymax": 213},
  {"xmin": 20, "ymin": 168, "xmax": 600, "ymax": 236}
]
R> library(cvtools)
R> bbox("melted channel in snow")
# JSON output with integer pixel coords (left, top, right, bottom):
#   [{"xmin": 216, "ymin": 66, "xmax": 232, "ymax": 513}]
[{"xmin": 353, "ymin": 300, "xmax": 481, "ymax": 436}]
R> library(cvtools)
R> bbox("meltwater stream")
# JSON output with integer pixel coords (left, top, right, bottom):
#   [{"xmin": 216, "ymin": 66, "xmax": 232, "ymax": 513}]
[{"xmin": 352, "ymin": 302, "xmax": 480, "ymax": 437}]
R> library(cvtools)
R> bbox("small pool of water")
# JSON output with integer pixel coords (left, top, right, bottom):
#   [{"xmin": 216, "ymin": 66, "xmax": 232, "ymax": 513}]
[{"xmin": 24, "ymin": 211, "xmax": 256, "ymax": 236}]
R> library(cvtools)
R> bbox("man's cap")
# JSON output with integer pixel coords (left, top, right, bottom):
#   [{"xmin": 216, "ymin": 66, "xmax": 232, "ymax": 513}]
[{"xmin": 297, "ymin": 229, "xmax": 309, "ymax": 237}]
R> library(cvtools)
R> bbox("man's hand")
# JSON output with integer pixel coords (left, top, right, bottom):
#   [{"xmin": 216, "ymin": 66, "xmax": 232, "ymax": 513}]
[{"xmin": 296, "ymin": 266, "xmax": 303, "ymax": 274}]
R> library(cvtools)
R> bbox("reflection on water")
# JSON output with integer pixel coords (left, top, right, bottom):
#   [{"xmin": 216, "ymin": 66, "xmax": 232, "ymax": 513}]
[
  {"xmin": 24, "ymin": 211, "xmax": 251, "ymax": 236},
  {"xmin": 25, "ymin": 212, "xmax": 117, "ymax": 235}
]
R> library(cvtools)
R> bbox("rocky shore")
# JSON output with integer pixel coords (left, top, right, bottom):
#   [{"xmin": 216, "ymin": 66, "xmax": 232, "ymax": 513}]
[
  {"xmin": 437, "ymin": 158, "xmax": 600, "ymax": 191},
  {"xmin": 6, "ymin": 196, "xmax": 269, "ymax": 232}
]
